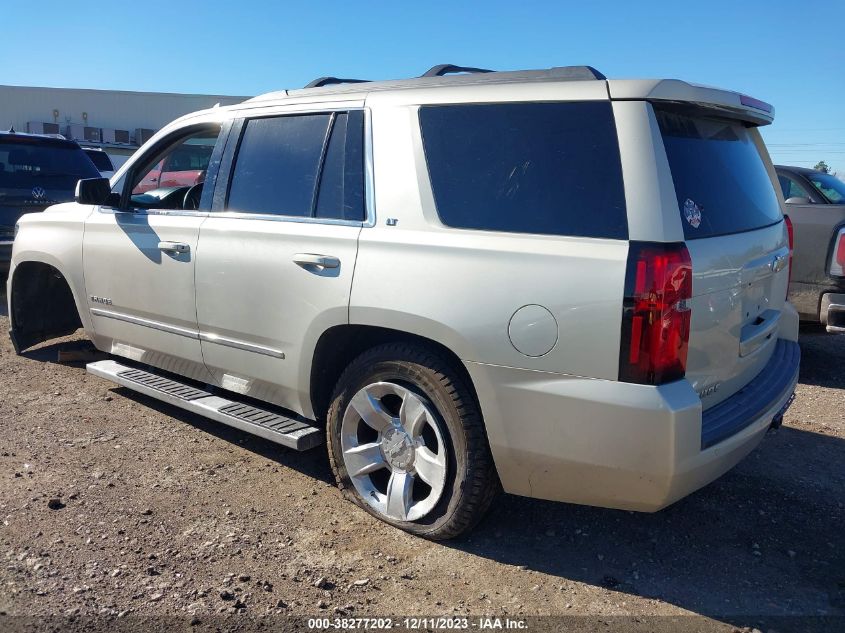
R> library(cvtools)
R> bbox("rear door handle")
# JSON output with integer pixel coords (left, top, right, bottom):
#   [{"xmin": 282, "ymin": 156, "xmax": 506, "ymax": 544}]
[
  {"xmin": 158, "ymin": 241, "xmax": 190, "ymax": 254},
  {"xmin": 293, "ymin": 253, "xmax": 340, "ymax": 269}
]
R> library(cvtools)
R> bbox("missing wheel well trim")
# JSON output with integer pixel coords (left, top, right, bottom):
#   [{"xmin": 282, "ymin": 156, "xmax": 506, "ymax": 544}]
[
  {"xmin": 310, "ymin": 325, "xmax": 479, "ymax": 423},
  {"xmin": 9, "ymin": 261, "xmax": 82, "ymax": 353}
]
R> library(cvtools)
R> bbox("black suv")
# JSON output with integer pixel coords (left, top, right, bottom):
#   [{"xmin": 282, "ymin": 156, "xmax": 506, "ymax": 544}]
[{"xmin": 1, "ymin": 131, "xmax": 100, "ymax": 273}]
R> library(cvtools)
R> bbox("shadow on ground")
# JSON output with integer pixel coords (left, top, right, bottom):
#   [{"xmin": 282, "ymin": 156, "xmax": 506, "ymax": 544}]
[
  {"xmin": 448, "ymin": 424, "xmax": 844, "ymax": 629},
  {"xmin": 795, "ymin": 324, "xmax": 845, "ymax": 389},
  {"xmin": 21, "ymin": 338, "xmax": 335, "ymax": 486},
  {"xmin": 442, "ymin": 328, "xmax": 845, "ymax": 627}
]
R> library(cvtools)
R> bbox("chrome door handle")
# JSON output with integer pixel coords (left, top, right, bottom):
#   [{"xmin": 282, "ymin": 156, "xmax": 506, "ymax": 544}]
[
  {"xmin": 158, "ymin": 241, "xmax": 190, "ymax": 254},
  {"xmin": 293, "ymin": 253, "xmax": 340, "ymax": 269}
]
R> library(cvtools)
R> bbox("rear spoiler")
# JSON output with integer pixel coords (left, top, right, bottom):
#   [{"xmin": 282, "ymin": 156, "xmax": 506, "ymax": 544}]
[{"xmin": 608, "ymin": 79, "xmax": 774, "ymax": 126}]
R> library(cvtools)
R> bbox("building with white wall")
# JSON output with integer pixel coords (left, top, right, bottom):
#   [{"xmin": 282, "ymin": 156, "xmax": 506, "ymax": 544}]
[{"xmin": 0, "ymin": 85, "xmax": 249, "ymax": 168}]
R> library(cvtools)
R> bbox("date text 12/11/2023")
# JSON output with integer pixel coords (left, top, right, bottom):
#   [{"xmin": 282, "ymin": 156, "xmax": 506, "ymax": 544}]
[{"xmin": 307, "ymin": 617, "xmax": 529, "ymax": 630}]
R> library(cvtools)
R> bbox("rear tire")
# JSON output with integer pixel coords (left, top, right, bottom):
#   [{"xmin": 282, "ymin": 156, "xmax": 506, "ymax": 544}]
[{"xmin": 326, "ymin": 343, "xmax": 499, "ymax": 540}]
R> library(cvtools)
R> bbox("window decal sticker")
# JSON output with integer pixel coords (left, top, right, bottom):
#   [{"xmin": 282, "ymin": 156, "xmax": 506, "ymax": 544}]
[{"xmin": 684, "ymin": 198, "xmax": 702, "ymax": 229}]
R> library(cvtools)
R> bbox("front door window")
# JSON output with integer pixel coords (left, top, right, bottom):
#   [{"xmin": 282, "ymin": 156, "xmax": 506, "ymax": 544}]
[{"xmin": 128, "ymin": 127, "xmax": 220, "ymax": 210}]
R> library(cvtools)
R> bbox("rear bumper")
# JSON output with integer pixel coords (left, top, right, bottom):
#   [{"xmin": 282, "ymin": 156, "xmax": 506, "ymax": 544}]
[
  {"xmin": 466, "ymin": 338, "xmax": 800, "ymax": 512},
  {"xmin": 789, "ymin": 281, "xmax": 845, "ymax": 332},
  {"xmin": 821, "ymin": 292, "xmax": 845, "ymax": 334}
]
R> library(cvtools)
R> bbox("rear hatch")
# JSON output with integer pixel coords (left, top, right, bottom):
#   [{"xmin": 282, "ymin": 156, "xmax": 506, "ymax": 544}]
[
  {"xmin": 0, "ymin": 135, "xmax": 100, "ymax": 233},
  {"xmin": 654, "ymin": 104, "xmax": 789, "ymax": 409}
]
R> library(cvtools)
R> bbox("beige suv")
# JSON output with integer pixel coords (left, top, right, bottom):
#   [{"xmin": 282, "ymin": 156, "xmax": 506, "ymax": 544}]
[{"xmin": 8, "ymin": 64, "xmax": 800, "ymax": 539}]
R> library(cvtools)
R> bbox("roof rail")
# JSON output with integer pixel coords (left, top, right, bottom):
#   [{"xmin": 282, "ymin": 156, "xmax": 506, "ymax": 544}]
[
  {"xmin": 548, "ymin": 66, "xmax": 607, "ymax": 80},
  {"xmin": 304, "ymin": 76, "xmax": 371, "ymax": 89},
  {"xmin": 422, "ymin": 64, "xmax": 494, "ymax": 77}
]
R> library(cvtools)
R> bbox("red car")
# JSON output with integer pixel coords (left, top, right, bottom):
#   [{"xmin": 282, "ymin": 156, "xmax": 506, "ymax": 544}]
[{"xmin": 132, "ymin": 143, "xmax": 212, "ymax": 194}]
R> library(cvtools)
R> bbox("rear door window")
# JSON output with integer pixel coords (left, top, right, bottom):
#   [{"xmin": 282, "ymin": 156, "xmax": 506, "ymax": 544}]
[
  {"xmin": 227, "ymin": 114, "xmax": 332, "ymax": 217},
  {"xmin": 806, "ymin": 171, "xmax": 845, "ymax": 204},
  {"xmin": 778, "ymin": 174, "xmax": 813, "ymax": 201},
  {"xmin": 655, "ymin": 106, "xmax": 782, "ymax": 239},
  {"xmin": 315, "ymin": 111, "xmax": 365, "ymax": 221},
  {"xmin": 225, "ymin": 111, "xmax": 365, "ymax": 221},
  {"xmin": 419, "ymin": 102, "xmax": 627, "ymax": 239}
]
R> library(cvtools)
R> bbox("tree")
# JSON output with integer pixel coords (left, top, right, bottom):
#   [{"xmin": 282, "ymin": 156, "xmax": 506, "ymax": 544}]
[{"xmin": 814, "ymin": 160, "xmax": 832, "ymax": 174}]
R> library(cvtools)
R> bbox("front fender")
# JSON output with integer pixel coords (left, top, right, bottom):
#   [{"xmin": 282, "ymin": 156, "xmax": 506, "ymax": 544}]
[{"xmin": 9, "ymin": 204, "xmax": 95, "ymax": 336}]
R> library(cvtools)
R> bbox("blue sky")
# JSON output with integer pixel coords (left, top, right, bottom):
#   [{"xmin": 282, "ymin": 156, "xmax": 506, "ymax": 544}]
[{"xmin": 4, "ymin": 0, "xmax": 844, "ymax": 174}]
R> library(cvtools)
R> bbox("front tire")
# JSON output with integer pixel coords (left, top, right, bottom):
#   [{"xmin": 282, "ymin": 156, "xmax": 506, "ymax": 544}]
[{"xmin": 326, "ymin": 343, "xmax": 499, "ymax": 539}]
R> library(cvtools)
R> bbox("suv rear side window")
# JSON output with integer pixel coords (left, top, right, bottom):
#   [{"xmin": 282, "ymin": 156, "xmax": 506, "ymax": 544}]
[
  {"xmin": 655, "ymin": 106, "xmax": 781, "ymax": 239},
  {"xmin": 419, "ymin": 102, "xmax": 627, "ymax": 239}
]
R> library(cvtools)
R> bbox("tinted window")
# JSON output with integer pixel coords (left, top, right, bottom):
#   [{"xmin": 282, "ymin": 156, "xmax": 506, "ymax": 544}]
[
  {"xmin": 227, "ymin": 114, "xmax": 331, "ymax": 216},
  {"xmin": 316, "ymin": 111, "xmax": 365, "ymax": 221},
  {"xmin": 419, "ymin": 102, "xmax": 627, "ymax": 239},
  {"xmin": 807, "ymin": 172, "xmax": 845, "ymax": 203},
  {"xmin": 0, "ymin": 140, "xmax": 99, "ymax": 190},
  {"xmin": 656, "ymin": 106, "xmax": 781, "ymax": 239},
  {"xmin": 84, "ymin": 150, "xmax": 114, "ymax": 171}
]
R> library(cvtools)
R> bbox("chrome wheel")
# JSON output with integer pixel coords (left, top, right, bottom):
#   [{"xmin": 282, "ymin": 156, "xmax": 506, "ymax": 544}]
[{"xmin": 340, "ymin": 381, "xmax": 447, "ymax": 522}]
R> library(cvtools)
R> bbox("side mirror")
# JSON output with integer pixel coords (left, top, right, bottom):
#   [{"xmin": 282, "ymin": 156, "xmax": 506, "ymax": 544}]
[
  {"xmin": 75, "ymin": 178, "xmax": 112, "ymax": 205},
  {"xmin": 785, "ymin": 196, "xmax": 811, "ymax": 205}
]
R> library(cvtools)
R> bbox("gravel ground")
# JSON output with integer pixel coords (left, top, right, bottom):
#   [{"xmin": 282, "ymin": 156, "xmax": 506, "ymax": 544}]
[{"xmin": 0, "ymin": 295, "xmax": 843, "ymax": 632}]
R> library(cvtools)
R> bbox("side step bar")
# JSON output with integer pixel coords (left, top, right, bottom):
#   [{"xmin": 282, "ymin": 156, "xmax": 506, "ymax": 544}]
[{"xmin": 86, "ymin": 360, "xmax": 323, "ymax": 451}]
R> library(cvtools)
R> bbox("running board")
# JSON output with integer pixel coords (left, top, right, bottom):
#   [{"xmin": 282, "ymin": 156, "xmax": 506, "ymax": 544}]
[{"xmin": 86, "ymin": 359, "xmax": 323, "ymax": 451}]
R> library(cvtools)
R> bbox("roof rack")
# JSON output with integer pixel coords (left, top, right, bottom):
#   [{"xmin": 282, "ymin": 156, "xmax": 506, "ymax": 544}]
[
  {"xmin": 548, "ymin": 65, "xmax": 607, "ymax": 80},
  {"xmin": 275, "ymin": 64, "xmax": 608, "ymax": 100},
  {"xmin": 422, "ymin": 64, "xmax": 494, "ymax": 77},
  {"xmin": 304, "ymin": 76, "xmax": 371, "ymax": 89}
]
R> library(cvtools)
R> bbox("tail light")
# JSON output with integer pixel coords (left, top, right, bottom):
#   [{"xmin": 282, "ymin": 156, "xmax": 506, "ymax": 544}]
[
  {"xmin": 831, "ymin": 227, "xmax": 845, "ymax": 277},
  {"xmin": 784, "ymin": 215, "xmax": 794, "ymax": 296},
  {"xmin": 619, "ymin": 242, "xmax": 692, "ymax": 385}
]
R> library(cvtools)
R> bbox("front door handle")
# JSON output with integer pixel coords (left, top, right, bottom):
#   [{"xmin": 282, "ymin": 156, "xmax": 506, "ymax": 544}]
[
  {"xmin": 293, "ymin": 253, "xmax": 340, "ymax": 269},
  {"xmin": 158, "ymin": 241, "xmax": 190, "ymax": 254}
]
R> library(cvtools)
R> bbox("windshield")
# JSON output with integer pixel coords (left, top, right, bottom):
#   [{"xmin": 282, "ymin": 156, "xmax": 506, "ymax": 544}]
[
  {"xmin": 0, "ymin": 141, "xmax": 100, "ymax": 189},
  {"xmin": 806, "ymin": 172, "xmax": 845, "ymax": 203}
]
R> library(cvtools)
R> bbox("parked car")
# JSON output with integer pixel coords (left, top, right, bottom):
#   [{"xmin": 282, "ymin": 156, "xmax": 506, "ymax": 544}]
[
  {"xmin": 1, "ymin": 131, "xmax": 100, "ymax": 275},
  {"xmin": 7, "ymin": 65, "xmax": 799, "ymax": 539},
  {"xmin": 131, "ymin": 140, "xmax": 213, "ymax": 193},
  {"xmin": 775, "ymin": 165, "xmax": 845, "ymax": 333},
  {"xmin": 82, "ymin": 147, "xmax": 116, "ymax": 178}
]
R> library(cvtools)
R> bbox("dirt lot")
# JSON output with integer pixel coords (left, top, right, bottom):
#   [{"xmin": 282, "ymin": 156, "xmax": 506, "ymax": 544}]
[{"xmin": 0, "ymin": 295, "xmax": 843, "ymax": 632}]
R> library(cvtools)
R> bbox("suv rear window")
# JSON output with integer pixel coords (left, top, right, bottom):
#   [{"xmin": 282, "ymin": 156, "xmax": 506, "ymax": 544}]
[
  {"xmin": 419, "ymin": 102, "xmax": 627, "ymax": 239},
  {"xmin": 0, "ymin": 139, "xmax": 100, "ymax": 189},
  {"xmin": 655, "ymin": 106, "xmax": 781, "ymax": 239}
]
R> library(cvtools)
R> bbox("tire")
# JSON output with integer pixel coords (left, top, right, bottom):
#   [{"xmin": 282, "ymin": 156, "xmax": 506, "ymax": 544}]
[{"xmin": 326, "ymin": 342, "xmax": 499, "ymax": 540}]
